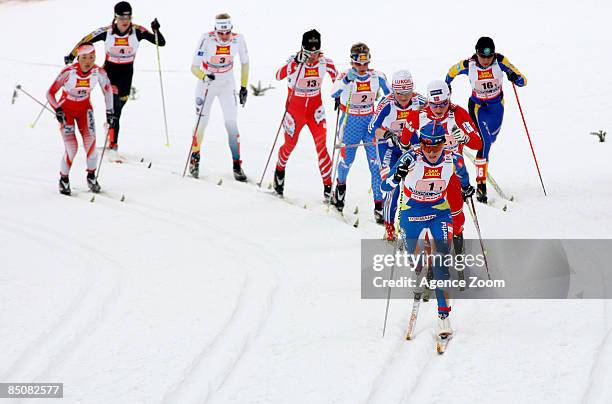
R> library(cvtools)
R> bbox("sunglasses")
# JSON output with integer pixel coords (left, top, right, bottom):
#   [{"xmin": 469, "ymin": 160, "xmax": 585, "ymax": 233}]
[
  {"xmin": 477, "ymin": 53, "xmax": 495, "ymax": 59},
  {"xmin": 429, "ymin": 100, "xmax": 449, "ymax": 109},
  {"xmin": 353, "ymin": 61, "xmax": 369, "ymax": 67},
  {"xmin": 421, "ymin": 142, "xmax": 445, "ymax": 150},
  {"xmin": 115, "ymin": 15, "xmax": 131, "ymax": 21},
  {"xmin": 217, "ymin": 30, "xmax": 232, "ymax": 35}
]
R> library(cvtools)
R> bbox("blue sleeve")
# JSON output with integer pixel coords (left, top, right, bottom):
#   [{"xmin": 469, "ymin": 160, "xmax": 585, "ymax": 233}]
[
  {"xmin": 497, "ymin": 54, "xmax": 527, "ymax": 87},
  {"xmin": 381, "ymin": 151, "xmax": 415, "ymax": 192},
  {"xmin": 446, "ymin": 59, "xmax": 469, "ymax": 85},
  {"xmin": 452, "ymin": 153, "xmax": 470, "ymax": 188},
  {"xmin": 331, "ymin": 88, "xmax": 343, "ymax": 98},
  {"xmin": 379, "ymin": 75, "xmax": 391, "ymax": 95},
  {"xmin": 368, "ymin": 103, "xmax": 391, "ymax": 135}
]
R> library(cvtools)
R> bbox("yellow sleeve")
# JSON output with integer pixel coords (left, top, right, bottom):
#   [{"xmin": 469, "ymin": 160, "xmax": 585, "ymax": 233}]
[
  {"xmin": 191, "ymin": 65, "xmax": 205, "ymax": 80},
  {"xmin": 240, "ymin": 63, "xmax": 249, "ymax": 88}
]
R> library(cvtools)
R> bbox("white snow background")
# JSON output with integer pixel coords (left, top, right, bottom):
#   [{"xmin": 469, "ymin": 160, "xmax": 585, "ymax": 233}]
[{"xmin": 0, "ymin": 0, "xmax": 611, "ymax": 403}]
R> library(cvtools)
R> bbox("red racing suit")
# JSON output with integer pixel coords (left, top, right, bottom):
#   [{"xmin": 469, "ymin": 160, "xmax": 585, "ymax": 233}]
[
  {"xmin": 275, "ymin": 54, "xmax": 337, "ymax": 185},
  {"xmin": 47, "ymin": 63, "xmax": 113, "ymax": 176}
]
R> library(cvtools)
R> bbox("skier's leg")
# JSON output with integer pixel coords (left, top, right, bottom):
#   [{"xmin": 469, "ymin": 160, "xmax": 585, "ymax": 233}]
[
  {"xmin": 429, "ymin": 215, "xmax": 453, "ymax": 317},
  {"xmin": 60, "ymin": 114, "xmax": 78, "ymax": 177},
  {"xmin": 76, "ymin": 108, "xmax": 98, "ymax": 174},
  {"xmin": 109, "ymin": 91, "xmax": 128, "ymax": 149},
  {"xmin": 218, "ymin": 82, "xmax": 241, "ymax": 162},
  {"xmin": 306, "ymin": 104, "xmax": 332, "ymax": 186},
  {"xmin": 336, "ymin": 114, "xmax": 359, "ymax": 185},
  {"xmin": 275, "ymin": 110, "xmax": 305, "ymax": 171},
  {"xmin": 486, "ymin": 100, "xmax": 505, "ymax": 148},
  {"xmin": 192, "ymin": 82, "xmax": 216, "ymax": 154}
]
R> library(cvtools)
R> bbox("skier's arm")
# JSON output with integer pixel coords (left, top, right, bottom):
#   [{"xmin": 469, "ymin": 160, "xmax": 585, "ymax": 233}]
[
  {"xmin": 98, "ymin": 68, "xmax": 114, "ymax": 113},
  {"xmin": 135, "ymin": 24, "xmax": 166, "ymax": 46},
  {"xmin": 191, "ymin": 34, "xmax": 209, "ymax": 80},
  {"xmin": 455, "ymin": 107, "xmax": 482, "ymax": 150},
  {"xmin": 368, "ymin": 100, "xmax": 391, "ymax": 137},
  {"xmin": 46, "ymin": 69, "xmax": 69, "ymax": 110},
  {"xmin": 238, "ymin": 34, "xmax": 249, "ymax": 88},
  {"xmin": 399, "ymin": 112, "xmax": 420, "ymax": 148},
  {"xmin": 496, "ymin": 54, "xmax": 527, "ymax": 87},
  {"xmin": 65, "ymin": 27, "xmax": 107, "ymax": 63},
  {"xmin": 378, "ymin": 73, "xmax": 391, "ymax": 96},
  {"xmin": 445, "ymin": 59, "xmax": 469, "ymax": 85},
  {"xmin": 325, "ymin": 57, "xmax": 338, "ymax": 82},
  {"xmin": 452, "ymin": 153, "xmax": 471, "ymax": 188},
  {"xmin": 382, "ymin": 153, "xmax": 415, "ymax": 192},
  {"xmin": 331, "ymin": 71, "xmax": 350, "ymax": 98},
  {"xmin": 275, "ymin": 56, "xmax": 297, "ymax": 81}
]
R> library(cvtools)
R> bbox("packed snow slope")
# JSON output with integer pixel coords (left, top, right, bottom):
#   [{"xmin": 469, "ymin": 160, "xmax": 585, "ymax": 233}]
[{"xmin": 1, "ymin": 0, "xmax": 611, "ymax": 403}]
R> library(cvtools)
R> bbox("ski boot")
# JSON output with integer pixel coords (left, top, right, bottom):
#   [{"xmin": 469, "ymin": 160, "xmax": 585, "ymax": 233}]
[
  {"xmin": 273, "ymin": 168, "xmax": 285, "ymax": 196},
  {"xmin": 59, "ymin": 175, "xmax": 71, "ymax": 196},
  {"xmin": 189, "ymin": 151, "xmax": 200, "ymax": 179},
  {"xmin": 233, "ymin": 160, "xmax": 247, "ymax": 182},
  {"xmin": 384, "ymin": 221, "xmax": 396, "ymax": 242},
  {"xmin": 437, "ymin": 312, "xmax": 453, "ymax": 338},
  {"xmin": 374, "ymin": 201, "xmax": 384, "ymax": 225},
  {"xmin": 86, "ymin": 172, "xmax": 101, "ymax": 193},
  {"xmin": 476, "ymin": 182, "xmax": 488, "ymax": 203},
  {"xmin": 323, "ymin": 184, "xmax": 332, "ymax": 203},
  {"xmin": 330, "ymin": 184, "xmax": 346, "ymax": 212}
]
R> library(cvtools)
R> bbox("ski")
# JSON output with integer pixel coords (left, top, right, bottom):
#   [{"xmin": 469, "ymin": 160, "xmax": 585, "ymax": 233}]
[
  {"xmin": 463, "ymin": 150, "xmax": 514, "ymax": 202},
  {"xmin": 265, "ymin": 183, "xmax": 308, "ymax": 209},
  {"xmin": 405, "ymin": 293, "xmax": 421, "ymax": 340},
  {"xmin": 435, "ymin": 333, "xmax": 452, "ymax": 354},
  {"xmin": 89, "ymin": 190, "xmax": 126, "ymax": 203},
  {"xmin": 326, "ymin": 204, "xmax": 359, "ymax": 228}
]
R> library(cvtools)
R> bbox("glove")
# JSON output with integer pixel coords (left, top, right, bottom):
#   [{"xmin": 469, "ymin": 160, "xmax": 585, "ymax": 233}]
[
  {"xmin": 106, "ymin": 110, "xmax": 117, "ymax": 128},
  {"xmin": 64, "ymin": 55, "xmax": 74, "ymax": 65},
  {"xmin": 334, "ymin": 97, "xmax": 340, "ymax": 111},
  {"xmin": 205, "ymin": 73, "xmax": 215, "ymax": 81},
  {"xmin": 55, "ymin": 107, "xmax": 66, "ymax": 125},
  {"xmin": 151, "ymin": 18, "xmax": 161, "ymax": 32},
  {"xmin": 451, "ymin": 126, "xmax": 468, "ymax": 144},
  {"xmin": 461, "ymin": 185, "xmax": 475, "ymax": 201},
  {"xmin": 294, "ymin": 51, "xmax": 307, "ymax": 64},
  {"xmin": 393, "ymin": 162, "xmax": 412, "ymax": 182},
  {"xmin": 506, "ymin": 71, "xmax": 519, "ymax": 83},
  {"xmin": 383, "ymin": 130, "xmax": 399, "ymax": 147},
  {"xmin": 239, "ymin": 86, "xmax": 248, "ymax": 106},
  {"xmin": 343, "ymin": 68, "xmax": 357, "ymax": 84}
]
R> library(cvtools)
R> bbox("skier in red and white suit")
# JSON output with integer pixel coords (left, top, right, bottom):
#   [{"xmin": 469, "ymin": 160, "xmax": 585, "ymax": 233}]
[
  {"xmin": 272, "ymin": 29, "xmax": 338, "ymax": 198},
  {"xmin": 47, "ymin": 43, "xmax": 115, "ymax": 196},
  {"xmin": 399, "ymin": 80, "xmax": 481, "ymax": 254}
]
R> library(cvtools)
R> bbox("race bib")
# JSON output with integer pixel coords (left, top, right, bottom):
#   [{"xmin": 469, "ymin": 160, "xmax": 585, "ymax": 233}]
[
  {"xmin": 475, "ymin": 78, "xmax": 501, "ymax": 99},
  {"xmin": 390, "ymin": 120, "xmax": 406, "ymax": 133},
  {"xmin": 297, "ymin": 77, "xmax": 322, "ymax": 90},
  {"xmin": 414, "ymin": 179, "xmax": 446, "ymax": 193},
  {"xmin": 210, "ymin": 55, "xmax": 233, "ymax": 65},
  {"xmin": 351, "ymin": 92, "xmax": 374, "ymax": 106}
]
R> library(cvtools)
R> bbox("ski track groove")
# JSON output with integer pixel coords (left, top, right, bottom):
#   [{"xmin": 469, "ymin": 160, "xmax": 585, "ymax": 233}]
[{"xmin": 0, "ymin": 215, "xmax": 124, "ymax": 385}]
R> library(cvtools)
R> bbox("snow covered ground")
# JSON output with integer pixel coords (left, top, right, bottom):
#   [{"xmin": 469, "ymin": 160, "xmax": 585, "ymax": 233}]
[{"xmin": 1, "ymin": 0, "xmax": 611, "ymax": 402}]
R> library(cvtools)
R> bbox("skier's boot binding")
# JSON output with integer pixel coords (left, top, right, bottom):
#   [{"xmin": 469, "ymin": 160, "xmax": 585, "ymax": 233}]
[
  {"xmin": 273, "ymin": 168, "xmax": 285, "ymax": 196},
  {"xmin": 59, "ymin": 175, "xmax": 71, "ymax": 196},
  {"xmin": 233, "ymin": 160, "xmax": 247, "ymax": 182},
  {"xmin": 189, "ymin": 151, "xmax": 200, "ymax": 179},
  {"xmin": 87, "ymin": 172, "xmax": 101, "ymax": 193},
  {"xmin": 331, "ymin": 184, "xmax": 346, "ymax": 212}
]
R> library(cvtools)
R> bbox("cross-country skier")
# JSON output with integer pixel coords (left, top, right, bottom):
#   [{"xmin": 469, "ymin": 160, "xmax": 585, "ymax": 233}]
[
  {"xmin": 399, "ymin": 80, "xmax": 482, "ymax": 255},
  {"xmin": 189, "ymin": 13, "xmax": 250, "ymax": 182},
  {"xmin": 48, "ymin": 43, "xmax": 115, "ymax": 196},
  {"xmin": 445, "ymin": 36, "xmax": 526, "ymax": 203},
  {"xmin": 330, "ymin": 43, "xmax": 390, "ymax": 223},
  {"xmin": 369, "ymin": 69, "xmax": 426, "ymax": 240},
  {"xmin": 272, "ymin": 29, "xmax": 337, "ymax": 198},
  {"xmin": 382, "ymin": 122, "xmax": 475, "ymax": 339},
  {"xmin": 64, "ymin": 1, "xmax": 166, "ymax": 156}
]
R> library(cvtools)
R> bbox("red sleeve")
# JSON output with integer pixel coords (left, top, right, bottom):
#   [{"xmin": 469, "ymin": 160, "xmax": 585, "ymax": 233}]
[
  {"xmin": 399, "ymin": 112, "xmax": 420, "ymax": 147},
  {"xmin": 454, "ymin": 106, "xmax": 482, "ymax": 151},
  {"xmin": 47, "ymin": 66, "xmax": 70, "ymax": 110},
  {"xmin": 325, "ymin": 57, "xmax": 338, "ymax": 81},
  {"xmin": 276, "ymin": 58, "xmax": 297, "ymax": 81}
]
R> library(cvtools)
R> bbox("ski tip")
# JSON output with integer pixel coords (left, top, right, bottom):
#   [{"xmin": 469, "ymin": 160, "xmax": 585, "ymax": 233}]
[
  {"xmin": 510, "ymin": 196, "xmax": 515, "ymax": 202},
  {"xmin": 502, "ymin": 204, "xmax": 508, "ymax": 211},
  {"xmin": 165, "ymin": 143, "xmax": 171, "ymax": 148},
  {"xmin": 148, "ymin": 162, "xmax": 152, "ymax": 169},
  {"xmin": 353, "ymin": 206, "xmax": 359, "ymax": 215},
  {"xmin": 217, "ymin": 178, "xmax": 223, "ymax": 186},
  {"xmin": 120, "ymin": 194, "xmax": 126, "ymax": 202},
  {"xmin": 267, "ymin": 183, "xmax": 272, "ymax": 190},
  {"xmin": 16, "ymin": 84, "xmax": 21, "ymax": 89},
  {"xmin": 353, "ymin": 218, "xmax": 359, "ymax": 228},
  {"xmin": 90, "ymin": 195, "xmax": 95, "ymax": 203},
  {"xmin": 140, "ymin": 158, "xmax": 144, "ymax": 163},
  {"xmin": 28, "ymin": 123, "xmax": 35, "ymax": 128},
  {"xmin": 302, "ymin": 203, "xmax": 307, "ymax": 209}
]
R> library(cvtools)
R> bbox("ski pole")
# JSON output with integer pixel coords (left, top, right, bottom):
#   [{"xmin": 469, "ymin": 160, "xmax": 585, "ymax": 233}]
[
  {"xmin": 257, "ymin": 60, "xmax": 306, "ymax": 188},
  {"xmin": 96, "ymin": 124, "xmax": 111, "ymax": 177},
  {"xmin": 154, "ymin": 31, "xmax": 171, "ymax": 147},
  {"xmin": 29, "ymin": 102, "xmax": 50, "ymax": 128},
  {"xmin": 328, "ymin": 106, "xmax": 341, "ymax": 189},
  {"xmin": 382, "ymin": 179, "xmax": 404, "ymax": 337},
  {"xmin": 327, "ymin": 86, "xmax": 353, "ymax": 212},
  {"xmin": 14, "ymin": 85, "xmax": 55, "ymax": 114},
  {"xmin": 466, "ymin": 196, "xmax": 491, "ymax": 280},
  {"xmin": 183, "ymin": 86, "xmax": 210, "ymax": 177},
  {"xmin": 512, "ymin": 83, "xmax": 546, "ymax": 196}
]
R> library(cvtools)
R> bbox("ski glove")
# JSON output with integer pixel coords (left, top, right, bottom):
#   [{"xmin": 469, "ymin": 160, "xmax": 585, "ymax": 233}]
[
  {"xmin": 239, "ymin": 87, "xmax": 248, "ymax": 106},
  {"xmin": 151, "ymin": 18, "xmax": 161, "ymax": 32},
  {"xmin": 64, "ymin": 55, "xmax": 74, "ymax": 65},
  {"xmin": 343, "ymin": 69, "xmax": 357, "ymax": 84},
  {"xmin": 383, "ymin": 130, "xmax": 399, "ymax": 147},
  {"xmin": 106, "ymin": 110, "xmax": 117, "ymax": 128},
  {"xmin": 55, "ymin": 107, "xmax": 66, "ymax": 125},
  {"xmin": 205, "ymin": 73, "xmax": 215, "ymax": 81},
  {"xmin": 334, "ymin": 97, "xmax": 340, "ymax": 111},
  {"xmin": 461, "ymin": 184, "xmax": 476, "ymax": 201},
  {"xmin": 506, "ymin": 71, "xmax": 519, "ymax": 83},
  {"xmin": 294, "ymin": 51, "xmax": 307, "ymax": 64},
  {"xmin": 451, "ymin": 126, "xmax": 468, "ymax": 144},
  {"xmin": 393, "ymin": 162, "xmax": 412, "ymax": 183}
]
